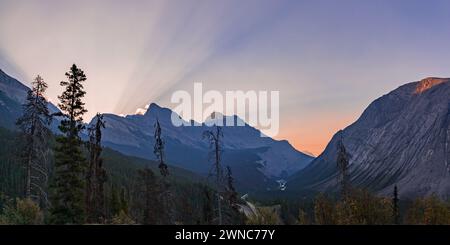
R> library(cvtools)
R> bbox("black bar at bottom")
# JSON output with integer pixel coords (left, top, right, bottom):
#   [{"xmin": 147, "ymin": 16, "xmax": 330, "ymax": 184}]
[{"xmin": 0, "ymin": 225, "xmax": 448, "ymax": 243}]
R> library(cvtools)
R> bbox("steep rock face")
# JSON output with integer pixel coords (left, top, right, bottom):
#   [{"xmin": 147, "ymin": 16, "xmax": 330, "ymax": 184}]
[{"xmin": 289, "ymin": 78, "xmax": 450, "ymax": 198}]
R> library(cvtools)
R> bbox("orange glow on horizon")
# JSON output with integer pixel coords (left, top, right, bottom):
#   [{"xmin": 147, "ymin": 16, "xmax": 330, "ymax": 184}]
[{"xmin": 275, "ymin": 113, "xmax": 359, "ymax": 157}]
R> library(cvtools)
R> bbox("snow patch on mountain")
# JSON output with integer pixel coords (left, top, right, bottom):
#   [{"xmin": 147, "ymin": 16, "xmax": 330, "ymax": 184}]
[{"xmin": 98, "ymin": 103, "xmax": 313, "ymax": 179}]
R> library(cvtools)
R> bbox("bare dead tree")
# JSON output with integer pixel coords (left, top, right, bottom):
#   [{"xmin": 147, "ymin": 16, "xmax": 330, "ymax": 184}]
[
  {"xmin": 153, "ymin": 118, "xmax": 173, "ymax": 224},
  {"xmin": 85, "ymin": 113, "xmax": 107, "ymax": 223},
  {"xmin": 203, "ymin": 126, "xmax": 224, "ymax": 225}
]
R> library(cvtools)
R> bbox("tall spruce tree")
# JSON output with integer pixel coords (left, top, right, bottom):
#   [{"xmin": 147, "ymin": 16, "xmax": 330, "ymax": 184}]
[
  {"xmin": 392, "ymin": 185, "xmax": 400, "ymax": 224},
  {"xmin": 336, "ymin": 135, "xmax": 351, "ymax": 199},
  {"xmin": 225, "ymin": 166, "xmax": 238, "ymax": 210},
  {"xmin": 203, "ymin": 126, "xmax": 224, "ymax": 225},
  {"xmin": 154, "ymin": 119, "xmax": 169, "ymax": 177},
  {"xmin": 16, "ymin": 75, "xmax": 52, "ymax": 205},
  {"xmin": 85, "ymin": 113, "xmax": 106, "ymax": 223},
  {"xmin": 224, "ymin": 166, "xmax": 242, "ymax": 224},
  {"xmin": 50, "ymin": 64, "xmax": 88, "ymax": 224},
  {"xmin": 137, "ymin": 167, "xmax": 160, "ymax": 224}
]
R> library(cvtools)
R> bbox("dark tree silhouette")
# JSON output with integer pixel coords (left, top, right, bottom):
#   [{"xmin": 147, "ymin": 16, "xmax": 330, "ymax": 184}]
[
  {"xmin": 225, "ymin": 166, "xmax": 238, "ymax": 210},
  {"xmin": 223, "ymin": 165, "xmax": 243, "ymax": 224},
  {"xmin": 109, "ymin": 184, "xmax": 121, "ymax": 217},
  {"xmin": 336, "ymin": 135, "xmax": 351, "ymax": 199},
  {"xmin": 202, "ymin": 186, "xmax": 214, "ymax": 225},
  {"xmin": 50, "ymin": 64, "xmax": 88, "ymax": 224},
  {"xmin": 203, "ymin": 126, "xmax": 224, "ymax": 225},
  {"xmin": 153, "ymin": 118, "xmax": 172, "ymax": 223},
  {"xmin": 85, "ymin": 113, "xmax": 107, "ymax": 223},
  {"xmin": 137, "ymin": 167, "xmax": 160, "ymax": 224},
  {"xmin": 392, "ymin": 185, "xmax": 400, "ymax": 224},
  {"xmin": 16, "ymin": 75, "xmax": 52, "ymax": 205},
  {"xmin": 154, "ymin": 119, "xmax": 168, "ymax": 177}
]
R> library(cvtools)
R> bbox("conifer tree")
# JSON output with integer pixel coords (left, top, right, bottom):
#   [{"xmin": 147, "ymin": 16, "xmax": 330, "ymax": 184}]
[
  {"xmin": 137, "ymin": 167, "xmax": 160, "ymax": 224},
  {"xmin": 50, "ymin": 64, "xmax": 88, "ymax": 224},
  {"xmin": 109, "ymin": 185, "xmax": 121, "ymax": 218},
  {"xmin": 16, "ymin": 75, "xmax": 52, "ymax": 205},
  {"xmin": 225, "ymin": 166, "xmax": 238, "ymax": 210},
  {"xmin": 392, "ymin": 185, "xmax": 400, "ymax": 224},
  {"xmin": 154, "ymin": 119, "xmax": 168, "ymax": 177},
  {"xmin": 336, "ymin": 135, "xmax": 351, "ymax": 199},
  {"xmin": 85, "ymin": 113, "xmax": 107, "ymax": 223},
  {"xmin": 203, "ymin": 126, "xmax": 224, "ymax": 225},
  {"xmin": 202, "ymin": 186, "xmax": 214, "ymax": 225},
  {"xmin": 224, "ymin": 166, "xmax": 243, "ymax": 224}
]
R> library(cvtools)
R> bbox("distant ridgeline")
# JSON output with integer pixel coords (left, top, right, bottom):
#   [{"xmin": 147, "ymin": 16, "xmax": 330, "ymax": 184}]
[
  {"xmin": 0, "ymin": 68, "xmax": 313, "ymax": 194},
  {"xmin": 1, "ymin": 67, "xmax": 450, "ymax": 199}
]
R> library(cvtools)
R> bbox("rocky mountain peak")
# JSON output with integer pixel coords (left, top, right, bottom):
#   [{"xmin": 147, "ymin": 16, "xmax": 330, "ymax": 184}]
[
  {"xmin": 143, "ymin": 102, "xmax": 172, "ymax": 118},
  {"xmin": 415, "ymin": 77, "xmax": 450, "ymax": 94},
  {"xmin": 289, "ymin": 77, "xmax": 450, "ymax": 198}
]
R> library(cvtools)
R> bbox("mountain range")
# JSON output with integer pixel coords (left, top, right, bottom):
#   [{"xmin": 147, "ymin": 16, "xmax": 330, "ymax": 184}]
[
  {"xmin": 0, "ymin": 68, "xmax": 313, "ymax": 193},
  {"xmin": 93, "ymin": 104, "xmax": 313, "ymax": 192},
  {"xmin": 1, "ymin": 67, "xmax": 449, "ymax": 198}
]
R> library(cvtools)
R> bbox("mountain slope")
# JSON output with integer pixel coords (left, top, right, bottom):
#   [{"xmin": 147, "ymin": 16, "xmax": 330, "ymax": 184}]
[
  {"xmin": 0, "ymin": 69, "xmax": 60, "ymax": 130},
  {"xmin": 96, "ymin": 103, "xmax": 313, "ymax": 192},
  {"xmin": 0, "ymin": 69, "xmax": 29, "ymax": 129},
  {"xmin": 289, "ymin": 77, "xmax": 450, "ymax": 198}
]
